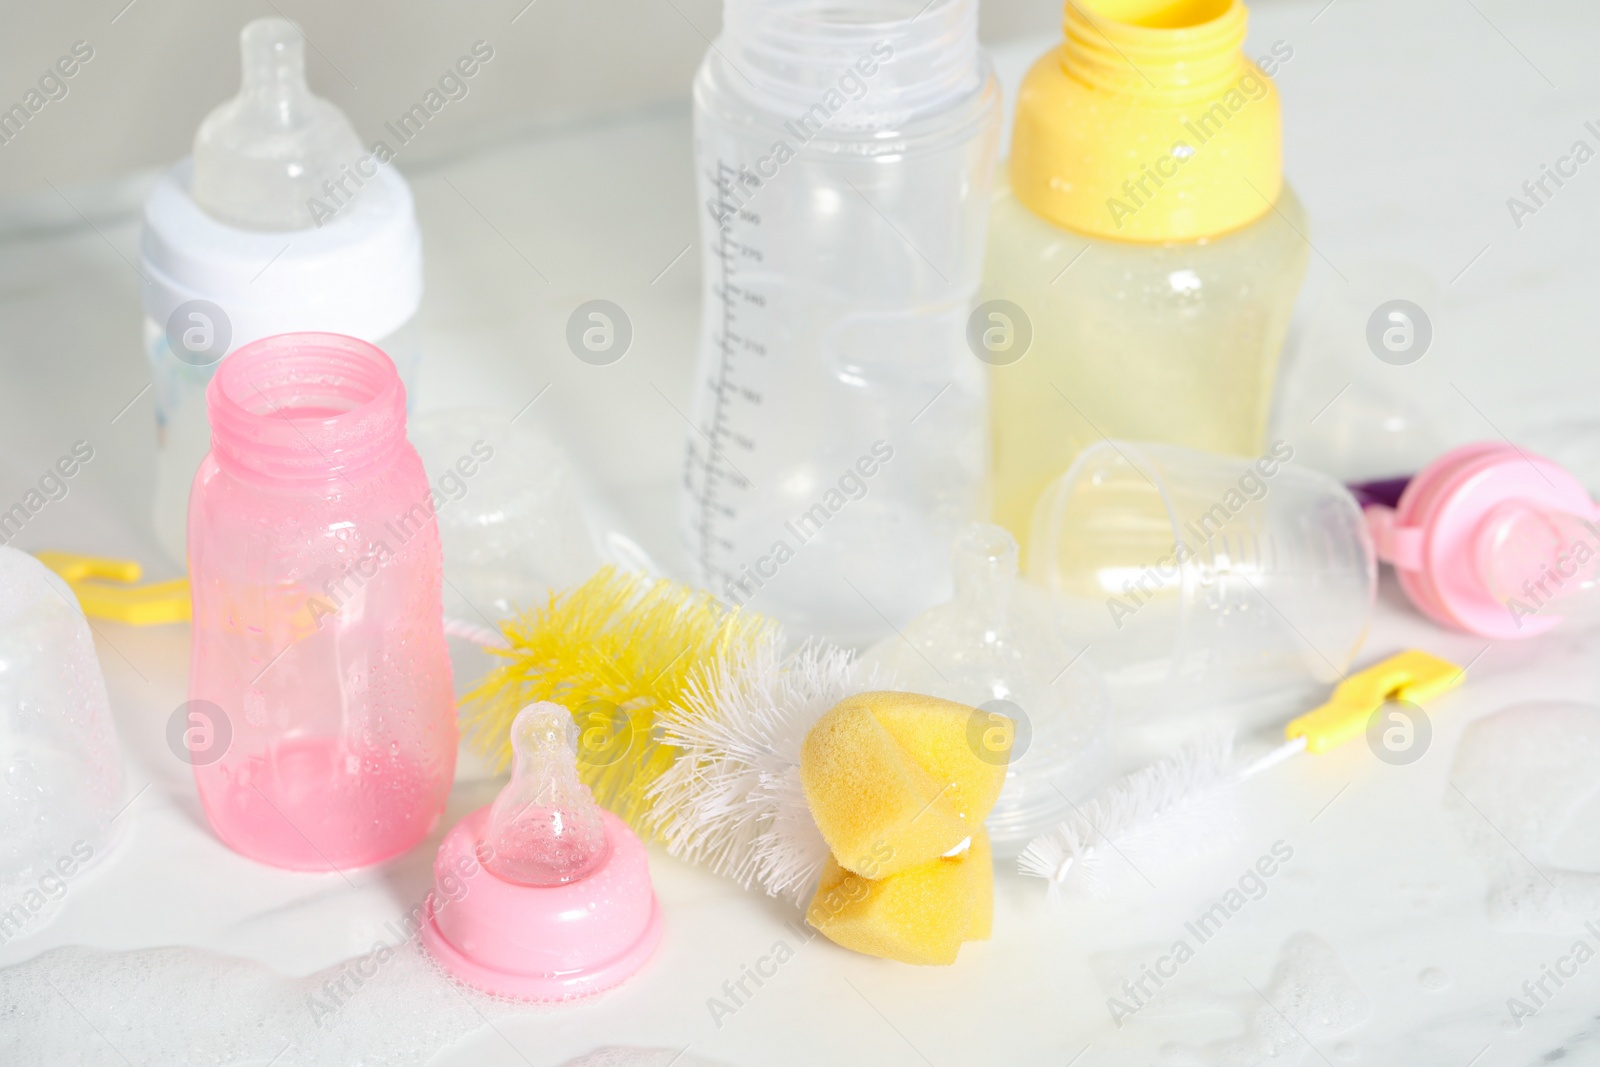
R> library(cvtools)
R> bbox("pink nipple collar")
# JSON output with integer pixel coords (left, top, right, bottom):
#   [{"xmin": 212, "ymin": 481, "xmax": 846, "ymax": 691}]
[
  {"xmin": 1365, "ymin": 442, "xmax": 1600, "ymax": 639},
  {"xmin": 420, "ymin": 702, "xmax": 661, "ymax": 999}
]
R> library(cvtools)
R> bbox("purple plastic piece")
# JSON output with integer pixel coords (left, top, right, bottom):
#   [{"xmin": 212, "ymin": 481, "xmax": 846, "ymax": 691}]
[{"xmin": 1348, "ymin": 476, "xmax": 1412, "ymax": 510}]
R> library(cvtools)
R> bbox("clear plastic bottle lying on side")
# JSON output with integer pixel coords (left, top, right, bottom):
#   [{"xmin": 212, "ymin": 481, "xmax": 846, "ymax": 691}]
[
  {"xmin": 681, "ymin": 0, "xmax": 1001, "ymax": 646},
  {"xmin": 140, "ymin": 17, "xmax": 423, "ymax": 566},
  {"xmin": 984, "ymin": 0, "xmax": 1309, "ymax": 555},
  {"xmin": 1028, "ymin": 440, "xmax": 1374, "ymax": 711}
]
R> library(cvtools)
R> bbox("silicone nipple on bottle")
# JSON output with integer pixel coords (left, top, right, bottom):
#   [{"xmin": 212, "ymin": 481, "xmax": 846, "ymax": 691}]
[
  {"xmin": 482, "ymin": 703, "xmax": 611, "ymax": 887},
  {"xmin": 191, "ymin": 18, "xmax": 366, "ymax": 231},
  {"xmin": 951, "ymin": 523, "xmax": 1017, "ymax": 638}
]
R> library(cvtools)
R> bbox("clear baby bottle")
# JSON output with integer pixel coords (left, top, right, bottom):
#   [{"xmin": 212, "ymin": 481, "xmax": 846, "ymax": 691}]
[
  {"xmin": 140, "ymin": 17, "xmax": 423, "ymax": 566},
  {"xmin": 984, "ymin": 0, "xmax": 1310, "ymax": 555},
  {"xmin": 860, "ymin": 524, "xmax": 1113, "ymax": 854},
  {"xmin": 0, "ymin": 547, "xmax": 125, "ymax": 923},
  {"xmin": 186, "ymin": 332, "xmax": 454, "ymax": 870},
  {"xmin": 681, "ymin": 0, "xmax": 1002, "ymax": 646},
  {"xmin": 1028, "ymin": 440, "xmax": 1374, "ymax": 711}
]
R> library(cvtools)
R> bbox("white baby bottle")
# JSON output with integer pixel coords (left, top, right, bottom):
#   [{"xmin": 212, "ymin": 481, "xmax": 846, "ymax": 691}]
[
  {"xmin": 680, "ymin": 0, "xmax": 1001, "ymax": 646},
  {"xmin": 139, "ymin": 17, "xmax": 423, "ymax": 565},
  {"xmin": 0, "ymin": 546, "xmax": 125, "ymax": 934}
]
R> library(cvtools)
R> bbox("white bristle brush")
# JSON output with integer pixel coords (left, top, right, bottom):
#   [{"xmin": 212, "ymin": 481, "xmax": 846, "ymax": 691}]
[
  {"xmin": 649, "ymin": 633, "xmax": 877, "ymax": 903},
  {"xmin": 1020, "ymin": 650, "xmax": 1468, "ymax": 901},
  {"xmin": 1018, "ymin": 729, "xmax": 1244, "ymax": 901}
]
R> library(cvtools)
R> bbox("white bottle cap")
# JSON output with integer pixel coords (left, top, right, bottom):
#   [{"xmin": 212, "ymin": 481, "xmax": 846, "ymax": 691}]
[{"xmin": 139, "ymin": 157, "xmax": 422, "ymax": 351}]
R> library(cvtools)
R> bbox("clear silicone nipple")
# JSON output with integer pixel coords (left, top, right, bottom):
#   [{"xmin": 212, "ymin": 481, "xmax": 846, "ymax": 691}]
[
  {"xmin": 861, "ymin": 523, "xmax": 1114, "ymax": 850},
  {"xmin": 895, "ymin": 523, "xmax": 1032, "ymax": 682},
  {"xmin": 191, "ymin": 18, "xmax": 366, "ymax": 231},
  {"xmin": 482, "ymin": 703, "xmax": 611, "ymax": 887},
  {"xmin": 952, "ymin": 523, "xmax": 1017, "ymax": 634}
]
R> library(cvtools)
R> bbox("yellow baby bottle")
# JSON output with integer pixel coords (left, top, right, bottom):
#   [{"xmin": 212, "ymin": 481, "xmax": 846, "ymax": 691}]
[{"xmin": 982, "ymin": 0, "xmax": 1309, "ymax": 551}]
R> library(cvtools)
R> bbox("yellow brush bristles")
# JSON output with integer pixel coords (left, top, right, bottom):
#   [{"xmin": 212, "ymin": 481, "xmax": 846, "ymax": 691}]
[{"xmin": 460, "ymin": 566, "xmax": 774, "ymax": 837}]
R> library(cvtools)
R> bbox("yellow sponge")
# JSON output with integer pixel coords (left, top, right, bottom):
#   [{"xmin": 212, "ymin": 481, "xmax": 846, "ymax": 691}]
[
  {"xmin": 801, "ymin": 691, "xmax": 1009, "ymax": 878},
  {"xmin": 965, "ymin": 831, "xmax": 993, "ymax": 941},
  {"xmin": 807, "ymin": 830, "xmax": 993, "ymax": 966}
]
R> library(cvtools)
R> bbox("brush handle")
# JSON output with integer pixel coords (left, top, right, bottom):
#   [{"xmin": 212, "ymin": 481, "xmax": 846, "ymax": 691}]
[
  {"xmin": 1284, "ymin": 649, "xmax": 1463, "ymax": 753},
  {"xmin": 1238, "ymin": 736, "xmax": 1306, "ymax": 779}
]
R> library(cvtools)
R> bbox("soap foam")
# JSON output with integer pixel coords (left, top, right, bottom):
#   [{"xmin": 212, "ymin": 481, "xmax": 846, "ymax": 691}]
[
  {"xmin": 1138, "ymin": 933, "xmax": 1369, "ymax": 1067},
  {"xmin": 0, "ymin": 940, "xmax": 734, "ymax": 1064},
  {"xmin": 1203, "ymin": 933, "xmax": 1370, "ymax": 1067},
  {"xmin": 1446, "ymin": 701, "xmax": 1600, "ymax": 932},
  {"xmin": 560, "ymin": 1050, "xmax": 729, "ymax": 1067},
  {"xmin": 0, "ymin": 938, "xmax": 552, "ymax": 1065}
]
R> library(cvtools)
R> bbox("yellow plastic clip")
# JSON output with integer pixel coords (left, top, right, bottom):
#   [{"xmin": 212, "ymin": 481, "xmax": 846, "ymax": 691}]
[
  {"xmin": 34, "ymin": 551, "xmax": 191, "ymax": 626},
  {"xmin": 1285, "ymin": 650, "xmax": 1464, "ymax": 754}
]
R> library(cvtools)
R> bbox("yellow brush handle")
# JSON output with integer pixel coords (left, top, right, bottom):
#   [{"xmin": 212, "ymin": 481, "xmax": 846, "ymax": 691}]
[
  {"xmin": 1285, "ymin": 650, "xmax": 1464, "ymax": 754},
  {"xmin": 34, "ymin": 551, "xmax": 191, "ymax": 626}
]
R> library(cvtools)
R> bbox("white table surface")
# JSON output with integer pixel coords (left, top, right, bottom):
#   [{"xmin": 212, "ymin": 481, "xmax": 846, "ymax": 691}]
[{"xmin": 4, "ymin": 1, "xmax": 1600, "ymax": 1063}]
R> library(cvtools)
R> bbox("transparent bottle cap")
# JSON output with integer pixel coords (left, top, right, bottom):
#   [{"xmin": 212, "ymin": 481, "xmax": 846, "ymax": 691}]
[
  {"xmin": 0, "ymin": 548, "xmax": 124, "ymax": 899},
  {"xmin": 482, "ymin": 703, "xmax": 610, "ymax": 887},
  {"xmin": 191, "ymin": 18, "xmax": 365, "ymax": 231}
]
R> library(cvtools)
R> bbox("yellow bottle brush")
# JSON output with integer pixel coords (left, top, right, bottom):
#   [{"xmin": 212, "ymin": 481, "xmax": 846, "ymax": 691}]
[
  {"xmin": 471, "ymin": 572, "xmax": 1019, "ymax": 966},
  {"xmin": 461, "ymin": 566, "xmax": 773, "ymax": 837}
]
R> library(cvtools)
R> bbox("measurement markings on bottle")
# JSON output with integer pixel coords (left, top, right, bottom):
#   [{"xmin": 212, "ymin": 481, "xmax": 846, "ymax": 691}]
[{"xmin": 688, "ymin": 160, "xmax": 770, "ymax": 592}]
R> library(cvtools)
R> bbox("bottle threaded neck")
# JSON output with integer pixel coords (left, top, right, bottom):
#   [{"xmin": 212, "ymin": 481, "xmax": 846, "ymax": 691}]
[
  {"xmin": 718, "ymin": 0, "xmax": 984, "ymax": 127},
  {"xmin": 1008, "ymin": 0, "xmax": 1281, "ymax": 241},
  {"xmin": 207, "ymin": 332, "xmax": 407, "ymax": 485},
  {"xmin": 1061, "ymin": 0, "xmax": 1246, "ymax": 103}
]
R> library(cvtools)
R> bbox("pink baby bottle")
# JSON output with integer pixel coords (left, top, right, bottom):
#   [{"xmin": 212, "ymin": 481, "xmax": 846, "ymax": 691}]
[{"xmin": 187, "ymin": 332, "xmax": 455, "ymax": 869}]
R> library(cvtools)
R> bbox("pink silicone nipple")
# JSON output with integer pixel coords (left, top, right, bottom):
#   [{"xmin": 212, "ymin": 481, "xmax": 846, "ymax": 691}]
[
  {"xmin": 482, "ymin": 703, "xmax": 610, "ymax": 887},
  {"xmin": 1473, "ymin": 501, "xmax": 1600, "ymax": 607}
]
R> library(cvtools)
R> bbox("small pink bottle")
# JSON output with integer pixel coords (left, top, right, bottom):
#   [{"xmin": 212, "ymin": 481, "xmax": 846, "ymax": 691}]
[{"xmin": 188, "ymin": 332, "xmax": 455, "ymax": 870}]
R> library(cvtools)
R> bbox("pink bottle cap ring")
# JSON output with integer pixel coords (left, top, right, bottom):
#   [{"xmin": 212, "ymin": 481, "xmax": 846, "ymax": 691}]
[
  {"xmin": 1367, "ymin": 442, "xmax": 1598, "ymax": 639},
  {"xmin": 421, "ymin": 806, "xmax": 661, "ymax": 999}
]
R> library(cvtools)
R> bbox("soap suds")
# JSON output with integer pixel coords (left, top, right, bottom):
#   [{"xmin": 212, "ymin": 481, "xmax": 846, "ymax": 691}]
[
  {"xmin": 1148, "ymin": 933, "xmax": 1370, "ymax": 1067},
  {"xmin": 561, "ymin": 1051, "xmax": 729, "ymax": 1067},
  {"xmin": 1446, "ymin": 702, "xmax": 1600, "ymax": 932},
  {"xmin": 0, "ymin": 938, "xmax": 552, "ymax": 1065},
  {"xmin": 1206, "ymin": 933, "xmax": 1370, "ymax": 1066}
]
